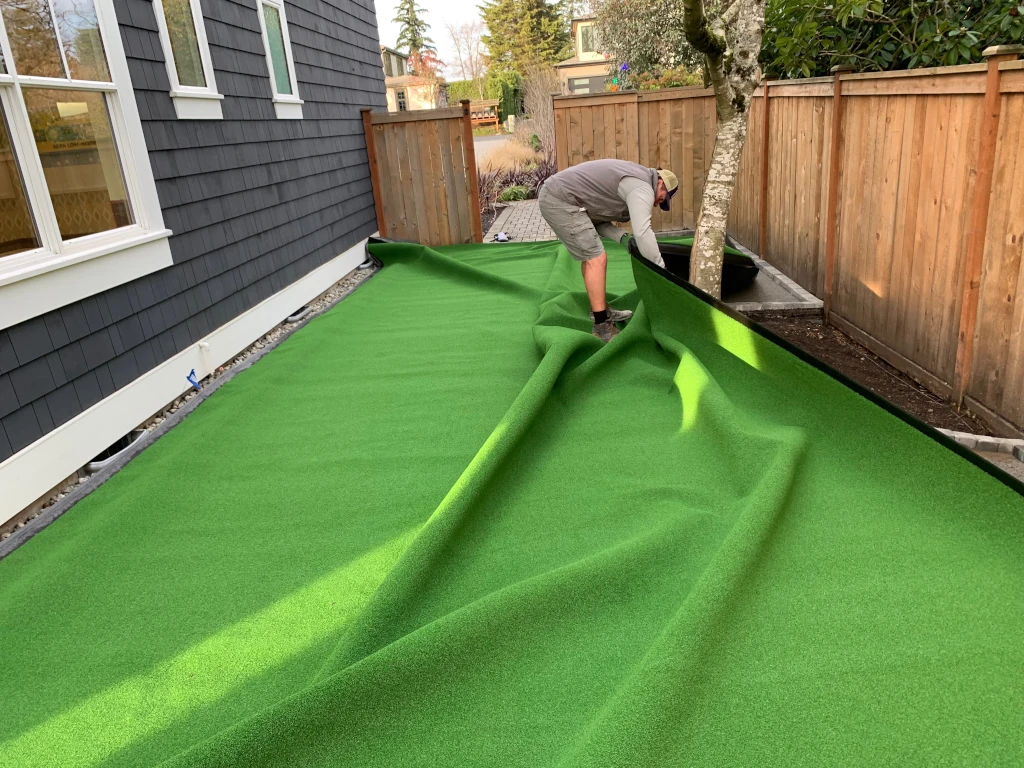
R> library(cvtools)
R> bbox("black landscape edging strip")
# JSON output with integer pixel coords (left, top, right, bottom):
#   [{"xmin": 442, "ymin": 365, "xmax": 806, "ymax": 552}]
[
  {"xmin": 633, "ymin": 254, "xmax": 1024, "ymax": 498},
  {"xmin": 0, "ymin": 263, "xmax": 381, "ymax": 562}
]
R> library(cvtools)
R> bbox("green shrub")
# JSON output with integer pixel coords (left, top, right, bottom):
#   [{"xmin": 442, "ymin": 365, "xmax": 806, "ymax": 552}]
[
  {"xmin": 630, "ymin": 66, "xmax": 704, "ymax": 91},
  {"xmin": 529, "ymin": 133, "xmax": 542, "ymax": 152},
  {"xmin": 498, "ymin": 185, "xmax": 529, "ymax": 202},
  {"xmin": 445, "ymin": 79, "xmax": 483, "ymax": 103}
]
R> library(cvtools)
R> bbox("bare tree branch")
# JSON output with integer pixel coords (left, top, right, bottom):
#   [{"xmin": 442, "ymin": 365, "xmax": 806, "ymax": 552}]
[{"xmin": 445, "ymin": 20, "xmax": 486, "ymax": 98}]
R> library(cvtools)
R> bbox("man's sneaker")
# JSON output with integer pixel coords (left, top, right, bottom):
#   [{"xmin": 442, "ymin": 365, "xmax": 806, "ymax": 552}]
[
  {"xmin": 592, "ymin": 320, "xmax": 620, "ymax": 343},
  {"xmin": 592, "ymin": 308, "xmax": 633, "ymax": 324}
]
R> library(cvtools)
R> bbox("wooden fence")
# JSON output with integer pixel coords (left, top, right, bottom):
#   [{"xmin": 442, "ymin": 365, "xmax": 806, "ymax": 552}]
[
  {"xmin": 552, "ymin": 49, "xmax": 1024, "ymax": 435},
  {"xmin": 362, "ymin": 100, "xmax": 483, "ymax": 247}
]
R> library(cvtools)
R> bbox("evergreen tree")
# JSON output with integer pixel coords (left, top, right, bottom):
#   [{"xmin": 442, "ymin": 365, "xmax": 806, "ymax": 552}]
[
  {"xmin": 392, "ymin": 0, "xmax": 435, "ymax": 54},
  {"xmin": 480, "ymin": 0, "xmax": 569, "ymax": 78}
]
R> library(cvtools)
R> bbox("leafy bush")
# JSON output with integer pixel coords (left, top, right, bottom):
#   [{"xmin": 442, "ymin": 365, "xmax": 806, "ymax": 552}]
[
  {"xmin": 499, "ymin": 185, "xmax": 529, "ymax": 202},
  {"xmin": 630, "ymin": 65, "xmax": 705, "ymax": 91},
  {"xmin": 446, "ymin": 79, "xmax": 484, "ymax": 103},
  {"xmin": 763, "ymin": 0, "xmax": 1024, "ymax": 79},
  {"xmin": 478, "ymin": 154, "xmax": 558, "ymax": 218},
  {"xmin": 529, "ymin": 133, "xmax": 543, "ymax": 152}
]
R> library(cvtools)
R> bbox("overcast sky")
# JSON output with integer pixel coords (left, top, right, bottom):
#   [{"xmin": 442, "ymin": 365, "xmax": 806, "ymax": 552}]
[{"xmin": 375, "ymin": 0, "xmax": 483, "ymax": 78}]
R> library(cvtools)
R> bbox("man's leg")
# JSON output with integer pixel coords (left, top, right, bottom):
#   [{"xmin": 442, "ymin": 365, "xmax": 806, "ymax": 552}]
[
  {"xmin": 581, "ymin": 253, "xmax": 608, "ymax": 313},
  {"xmin": 538, "ymin": 189, "xmax": 622, "ymax": 342}
]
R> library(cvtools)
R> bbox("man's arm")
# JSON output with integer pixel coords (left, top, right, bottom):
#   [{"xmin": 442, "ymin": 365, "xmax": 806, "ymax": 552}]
[{"xmin": 618, "ymin": 178, "xmax": 665, "ymax": 268}]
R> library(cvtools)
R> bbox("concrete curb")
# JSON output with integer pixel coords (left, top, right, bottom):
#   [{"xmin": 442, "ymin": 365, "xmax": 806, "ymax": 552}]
[
  {"xmin": 936, "ymin": 428, "xmax": 1024, "ymax": 457},
  {"xmin": 0, "ymin": 264, "xmax": 380, "ymax": 562},
  {"xmin": 726, "ymin": 237, "xmax": 825, "ymax": 313}
]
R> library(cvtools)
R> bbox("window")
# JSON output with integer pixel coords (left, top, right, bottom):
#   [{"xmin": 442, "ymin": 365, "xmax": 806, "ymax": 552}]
[
  {"xmin": 396, "ymin": 57, "xmax": 405, "ymax": 76},
  {"xmin": 151, "ymin": 0, "xmax": 223, "ymax": 118},
  {"xmin": 580, "ymin": 24, "xmax": 596, "ymax": 54},
  {"xmin": 569, "ymin": 77, "xmax": 590, "ymax": 94},
  {"xmin": 383, "ymin": 51, "xmax": 393, "ymax": 77},
  {"xmin": 257, "ymin": 0, "xmax": 302, "ymax": 119},
  {"xmin": 396, "ymin": 89, "xmax": 406, "ymax": 111},
  {"xmin": 0, "ymin": 0, "xmax": 172, "ymax": 329}
]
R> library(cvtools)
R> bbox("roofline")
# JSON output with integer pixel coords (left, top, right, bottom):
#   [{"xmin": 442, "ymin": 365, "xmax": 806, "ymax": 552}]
[
  {"xmin": 554, "ymin": 60, "xmax": 612, "ymax": 70},
  {"xmin": 380, "ymin": 45, "xmax": 408, "ymax": 58}
]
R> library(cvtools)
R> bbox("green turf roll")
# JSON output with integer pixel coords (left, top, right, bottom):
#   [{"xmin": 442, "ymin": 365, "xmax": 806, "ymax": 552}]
[{"xmin": 1, "ymin": 238, "xmax": 1021, "ymax": 767}]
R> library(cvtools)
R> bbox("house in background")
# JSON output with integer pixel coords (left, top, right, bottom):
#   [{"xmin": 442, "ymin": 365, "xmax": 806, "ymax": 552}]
[
  {"xmin": 380, "ymin": 45, "xmax": 443, "ymax": 111},
  {"xmin": 554, "ymin": 15, "xmax": 611, "ymax": 95},
  {"xmin": 0, "ymin": 0, "xmax": 386, "ymax": 523}
]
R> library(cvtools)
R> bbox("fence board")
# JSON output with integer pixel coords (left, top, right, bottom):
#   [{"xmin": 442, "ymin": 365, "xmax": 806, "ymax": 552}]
[
  {"xmin": 970, "ymin": 94, "xmax": 1024, "ymax": 424},
  {"xmin": 764, "ymin": 95, "xmax": 830, "ymax": 295}
]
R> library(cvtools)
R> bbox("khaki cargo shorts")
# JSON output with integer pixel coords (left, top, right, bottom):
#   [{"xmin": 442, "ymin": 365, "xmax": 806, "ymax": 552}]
[{"xmin": 538, "ymin": 186, "xmax": 605, "ymax": 262}]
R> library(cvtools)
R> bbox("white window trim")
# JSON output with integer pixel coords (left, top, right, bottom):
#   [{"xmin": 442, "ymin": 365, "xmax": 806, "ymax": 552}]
[
  {"xmin": 0, "ymin": 0, "xmax": 173, "ymax": 330},
  {"xmin": 256, "ymin": 0, "xmax": 303, "ymax": 119},
  {"xmin": 151, "ymin": 0, "xmax": 224, "ymax": 119}
]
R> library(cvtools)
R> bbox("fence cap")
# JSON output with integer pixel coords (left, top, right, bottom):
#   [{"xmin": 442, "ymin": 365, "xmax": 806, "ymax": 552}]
[
  {"xmin": 983, "ymin": 44, "xmax": 1024, "ymax": 58},
  {"xmin": 830, "ymin": 64, "xmax": 857, "ymax": 73}
]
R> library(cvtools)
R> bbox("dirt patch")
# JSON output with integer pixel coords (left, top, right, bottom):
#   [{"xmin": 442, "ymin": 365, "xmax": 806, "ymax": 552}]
[
  {"xmin": 757, "ymin": 314, "xmax": 990, "ymax": 435},
  {"xmin": 482, "ymin": 205, "xmax": 505, "ymax": 235}
]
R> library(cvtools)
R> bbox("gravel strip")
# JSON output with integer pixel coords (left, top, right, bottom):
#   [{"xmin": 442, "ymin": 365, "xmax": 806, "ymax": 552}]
[{"xmin": 0, "ymin": 259, "xmax": 379, "ymax": 560}]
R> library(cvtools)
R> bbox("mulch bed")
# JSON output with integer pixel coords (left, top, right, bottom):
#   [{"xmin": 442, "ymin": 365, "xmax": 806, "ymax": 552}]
[
  {"xmin": 758, "ymin": 313, "xmax": 991, "ymax": 435},
  {"xmin": 481, "ymin": 205, "xmax": 505, "ymax": 235}
]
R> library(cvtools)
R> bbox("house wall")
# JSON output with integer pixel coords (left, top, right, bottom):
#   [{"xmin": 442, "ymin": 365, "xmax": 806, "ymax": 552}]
[
  {"xmin": 385, "ymin": 84, "xmax": 436, "ymax": 111},
  {"xmin": 0, "ymin": 0, "xmax": 386, "ymax": 485}
]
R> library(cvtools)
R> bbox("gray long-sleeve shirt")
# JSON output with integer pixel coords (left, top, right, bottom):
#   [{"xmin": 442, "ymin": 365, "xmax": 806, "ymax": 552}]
[
  {"xmin": 543, "ymin": 160, "xmax": 665, "ymax": 268},
  {"xmin": 593, "ymin": 177, "xmax": 664, "ymax": 268}
]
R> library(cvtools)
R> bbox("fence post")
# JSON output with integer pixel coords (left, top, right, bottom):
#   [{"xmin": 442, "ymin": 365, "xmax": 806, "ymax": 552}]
[
  {"xmin": 758, "ymin": 79, "xmax": 771, "ymax": 258},
  {"xmin": 460, "ymin": 100, "xmax": 484, "ymax": 243},
  {"xmin": 360, "ymin": 108, "xmax": 387, "ymax": 238},
  {"xmin": 823, "ymin": 65, "xmax": 855, "ymax": 320},
  {"xmin": 952, "ymin": 46, "xmax": 1024, "ymax": 404}
]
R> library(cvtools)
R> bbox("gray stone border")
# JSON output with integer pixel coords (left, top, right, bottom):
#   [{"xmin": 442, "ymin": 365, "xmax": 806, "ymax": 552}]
[
  {"xmin": 0, "ymin": 263, "xmax": 380, "ymax": 562},
  {"xmin": 936, "ymin": 428, "xmax": 1024, "ymax": 461},
  {"xmin": 725, "ymin": 236, "xmax": 824, "ymax": 313}
]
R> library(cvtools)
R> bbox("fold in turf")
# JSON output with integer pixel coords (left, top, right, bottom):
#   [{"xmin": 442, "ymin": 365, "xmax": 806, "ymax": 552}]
[{"xmin": 1, "ymin": 239, "xmax": 1022, "ymax": 767}]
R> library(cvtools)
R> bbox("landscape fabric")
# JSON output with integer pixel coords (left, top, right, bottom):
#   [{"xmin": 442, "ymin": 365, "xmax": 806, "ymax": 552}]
[{"xmin": 1, "ymin": 237, "xmax": 1023, "ymax": 767}]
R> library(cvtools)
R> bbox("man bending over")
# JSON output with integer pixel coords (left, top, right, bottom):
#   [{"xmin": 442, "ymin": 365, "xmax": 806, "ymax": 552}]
[{"xmin": 539, "ymin": 159, "xmax": 679, "ymax": 342}]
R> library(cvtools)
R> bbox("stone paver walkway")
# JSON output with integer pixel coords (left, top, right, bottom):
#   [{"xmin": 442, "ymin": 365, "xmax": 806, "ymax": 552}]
[{"xmin": 485, "ymin": 200, "xmax": 555, "ymax": 242}]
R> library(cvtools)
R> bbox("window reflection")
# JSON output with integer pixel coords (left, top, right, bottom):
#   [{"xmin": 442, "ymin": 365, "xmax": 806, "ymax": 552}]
[
  {"xmin": 262, "ymin": 3, "xmax": 292, "ymax": 95},
  {"xmin": 52, "ymin": 0, "xmax": 110, "ymax": 81},
  {"xmin": 0, "ymin": 0, "xmax": 110, "ymax": 81},
  {"xmin": 22, "ymin": 89, "xmax": 132, "ymax": 240},
  {"xmin": 161, "ymin": 0, "xmax": 206, "ymax": 87},
  {"xmin": 1, "ymin": 0, "xmax": 66, "ymax": 78},
  {"xmin": 0, "ymin": 105, "xmax": 41, "ymax": 257}
]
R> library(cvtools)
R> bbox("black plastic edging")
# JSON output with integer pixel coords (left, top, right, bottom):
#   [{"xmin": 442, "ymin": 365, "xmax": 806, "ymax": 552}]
[{"xmin": 632, "ymin": 254, "xmax": 1024, "ymax": 499}]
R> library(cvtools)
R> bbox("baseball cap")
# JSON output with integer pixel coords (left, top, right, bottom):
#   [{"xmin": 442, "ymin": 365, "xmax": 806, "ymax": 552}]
[{"xmin": 657, "ymin": 169, "xmax": 679, "ymax": 212}]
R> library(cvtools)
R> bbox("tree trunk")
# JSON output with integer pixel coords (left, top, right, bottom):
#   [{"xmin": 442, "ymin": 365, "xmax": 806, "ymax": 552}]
[
  {"xmin": 682, "ymin": 0, "xmax": 765, "ymax": 298},
  {"xmin": 690, "ymin": 111, "xmax": 750, "ymax": 296}
]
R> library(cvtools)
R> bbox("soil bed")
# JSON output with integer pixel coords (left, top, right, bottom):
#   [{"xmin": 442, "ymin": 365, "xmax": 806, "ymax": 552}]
[{"xmin": 757, "ymin": 313, "xmax": 990, "ymax": 435}]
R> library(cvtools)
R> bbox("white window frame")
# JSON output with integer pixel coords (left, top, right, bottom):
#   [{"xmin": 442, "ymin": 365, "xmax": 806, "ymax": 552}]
[
  {"xmin": 0, "ymin": 0, "xmax": 172, "ymax": 330},
  {"xmin": 151, "ymin": 0, "xmax": 224, "ymax": 119},
  {"xmin": 256, "ymin": 0, "xmax": 302, "ymax": 119}
]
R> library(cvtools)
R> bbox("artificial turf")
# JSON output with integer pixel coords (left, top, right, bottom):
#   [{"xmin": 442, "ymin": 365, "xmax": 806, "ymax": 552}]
[{"xmin": 1, "ymin": 238, "xmax": 1022, "ymax": 767}]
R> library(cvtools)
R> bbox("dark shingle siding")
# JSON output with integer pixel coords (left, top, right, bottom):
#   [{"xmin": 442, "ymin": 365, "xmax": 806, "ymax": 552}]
[{"xmin": 0, "ymin": 0, "xmax": 384, "ymax": 463}]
